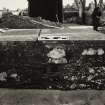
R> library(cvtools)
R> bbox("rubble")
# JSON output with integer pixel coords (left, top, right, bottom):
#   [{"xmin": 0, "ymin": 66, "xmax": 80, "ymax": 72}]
[
  {"xmin": 82, "ymin": 48, "xmax": 104, "ymax": 56},
  {"xmin": 47, "ymin": 46, "xmax": 67, "ymax": 64},
  {"xmin": 0, "ymin": 72, "xmax": 7, "ymax": 82}
]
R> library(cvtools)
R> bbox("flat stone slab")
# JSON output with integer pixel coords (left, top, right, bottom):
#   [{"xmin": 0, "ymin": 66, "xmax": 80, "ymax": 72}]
[
  {"xmin": 0, "ymin": 29, "xmax": 40, "ymax": 41},
  {"xmin": 0, "ymin": 27, "xmax": 104, "ymax": 41},
  {"xmin": 39, "ymin": 28, "xmax": 105, "ymax": 40},
  {"xmin": 0, "ymin": 89, "xmax": 105, "ymax": 105}
]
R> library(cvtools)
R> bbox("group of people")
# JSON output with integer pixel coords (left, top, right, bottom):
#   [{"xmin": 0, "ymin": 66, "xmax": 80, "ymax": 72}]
[{"xmin": 92, "ymin": 7, "xmax": 102, "ymax": 31}]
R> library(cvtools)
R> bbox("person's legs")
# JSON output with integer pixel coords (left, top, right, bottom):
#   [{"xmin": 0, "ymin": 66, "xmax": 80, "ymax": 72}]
[
  {"xmin": 93, "ymin": 25, "xmax": 98, "ymax": 31},
  {"xmin": 93, "ymin": 21, "xmax": 99, "ymax": 31}
]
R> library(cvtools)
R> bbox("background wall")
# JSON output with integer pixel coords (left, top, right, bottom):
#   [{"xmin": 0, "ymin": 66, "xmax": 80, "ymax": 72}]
[{"xmin": 28, "ymin": 0, "xmax": 63, "ymax": 22}]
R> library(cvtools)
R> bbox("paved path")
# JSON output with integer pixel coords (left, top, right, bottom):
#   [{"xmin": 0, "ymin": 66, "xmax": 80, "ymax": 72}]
[
  {"xmin": 0, "ymin": 26, "xmax": 104, "ymax": 41},
  {"xmin": 0, "ymin": 89, "xmax": 104, "ymax": 105}
]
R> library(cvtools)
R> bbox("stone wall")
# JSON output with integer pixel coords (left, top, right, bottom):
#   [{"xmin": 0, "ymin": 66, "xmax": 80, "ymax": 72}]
[{"xmin": 0, "ymin": 41, "xmax": 105, "ymax": 89}]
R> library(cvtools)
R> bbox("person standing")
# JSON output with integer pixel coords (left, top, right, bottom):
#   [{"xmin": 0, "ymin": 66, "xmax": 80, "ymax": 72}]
[{"xmin": 92, "ymin": 7, "xmax": 102, "ymax": 31}]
